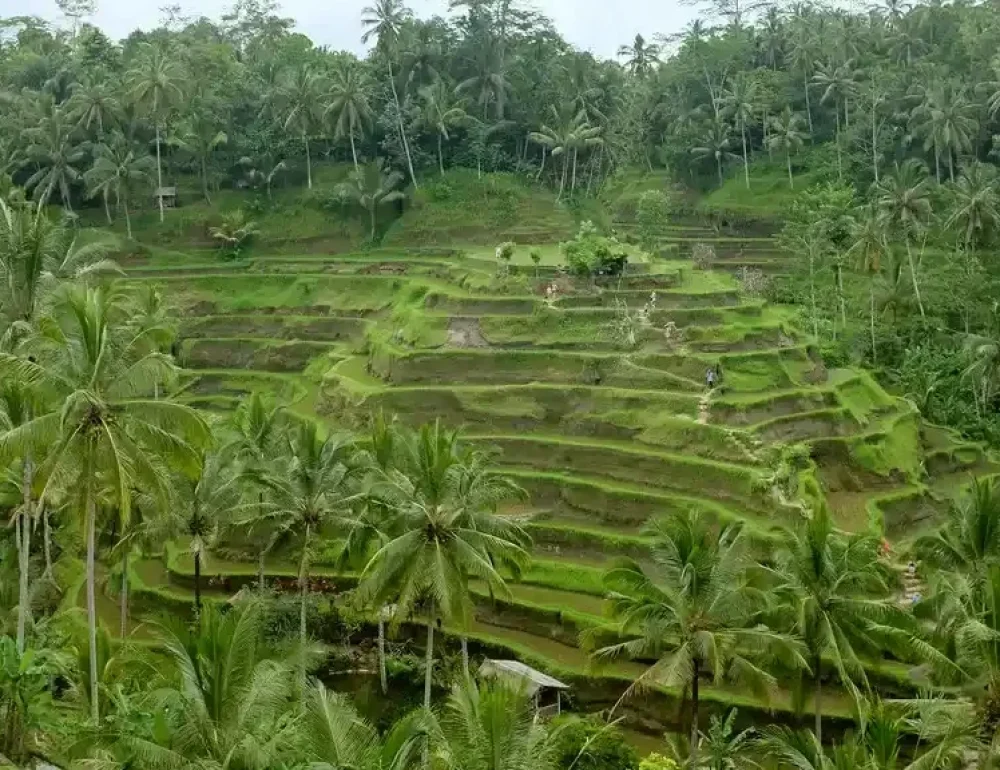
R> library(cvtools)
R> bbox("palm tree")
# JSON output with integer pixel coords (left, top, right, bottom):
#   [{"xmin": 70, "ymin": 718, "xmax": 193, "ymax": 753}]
[
  {"xmin": 67, "ymin": 78, "xmax": 123, "ymax": 138},
  {"xmin": 325, "ymin": 60, "xmax": 373, "ymax": 173},
  {"xmin": 618, "ymin": 34, "xmax": 660, "ymax": 77},
  {"xmin": 419, "ymin": 78, "xmax": 468, "ymax": 176},
  {"xmin": 722, "ymin": 73, "xmax": 759, "ymax": 189},
  {"xmin": 304, "ymin": 680, "xmax": 424, "ymax": 770},
  {"xmin": 765, "ymin": 507, "xmax": 930, "ymax": 744},
  {"xmin": 692, "ymin": 118, "xmax": 738, "ymax": 186},
  {"xmin": 20, "ymin": 100, "xmax": 86, "ymax": 211},
  {"xmin": 247, "ymin": 420, "xmax": 366, "ymax": 689},
  {"xmin": 168, "ymin": 116, "xmax": 227, "ymax": 204},
  {"xmin": 911, "ymin": 81, "xmax": 979, "ymax": 182},
  {"xmin": 124, "ymin": 598, "xmax": 301, "ymax": 769},
  {"xmin": 592, "ymin": 511, "xmax": 805, "ymax": 768},
  {"xmin": 226, "ymin": 392, "xmax": 289, "ymax": 591},
  {"xmin": 457, "ymin": 45, "xmax": 512, "ymax": 121},
  {"xmin": 787, "ymin": 22, "xmax": 817, "ymax": 135},
  {"xmin": 277, "ymin": 65, "xmax": 323, "ymax": 190},
  {"xmin": 125, "ymin": 42, "xmax": 185, "ymax": 223},
  {"xmin": 767, "ymin": 108, "xmax": 809, "ymax": 188},
  {"xmin": 428, "ymin": 679, "xmax": 560, "ymax": 770},
  {"xmin": 361, "ymin": 0, "xmax": 419, "ymax": 189},
  {"xmin": 466, "ymin": 116, "xmax": 515, "ymax": 179},
  {"xmin": 917, "ymin": 478, "xmax": 1000, "ymax": 583},
  {"xmin": 84, "ymin": 131, "xmax": 156, "ymax": 237},
  {"xmin": 337, "ymin": 159, "xmax": 407, "ymax": 242},
  {"xmin": 529, "ymin": 104, "xmax": 601, "ymax": 198},
  {"xmin": 152, "ymin": 449, "xmax": 245, "ymax": 618},
  {"xmin": 812, "ymin": 59, "xmax": 859, "ymax": 180},
  {"xmin": 875, "ymin": 158, "xmax": 933, "ymax": 317},
  {"xmin": 358, "ymin": 422, "xmax": 530, "ymax": 708},
  {"xmin": 0, "ymin": 283, "xmax": 210, "ymax": 722},
  {"xmin": 946, "ymin": 162, "xmax": 1000, "ymax": 250},
  {"xmin": 847, "ymin": 205, "xmax": 888, "ymax": 365}
]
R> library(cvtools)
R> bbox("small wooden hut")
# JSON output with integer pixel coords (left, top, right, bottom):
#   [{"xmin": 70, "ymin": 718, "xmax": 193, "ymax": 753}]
[{"xmin": 478, "ymin": 659, "xmax": 569, "ymax": 718}]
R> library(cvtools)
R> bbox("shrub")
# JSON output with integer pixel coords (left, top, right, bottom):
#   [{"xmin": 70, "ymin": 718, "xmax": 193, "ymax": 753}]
[
  {"xmin": 691, "ymin": 242, "xmax": 715, "ymax": 270},
  {"xmin": 551, "ymin": 715, "xmax": 639, "ymax": 770},
  {"xmin": 209, "ymin": 209, "xmax": 259, "ymax": 260},
  {"xmin": 636, "ymin": 189, "xmax": 672, "ymax": 251},
  {"xmin": 561, "ymin": 221, "xmax": 629, "ymax": 279},
  {"xmin": 639, "ymin": 754, "xmax": 679, "ymax": 770}
]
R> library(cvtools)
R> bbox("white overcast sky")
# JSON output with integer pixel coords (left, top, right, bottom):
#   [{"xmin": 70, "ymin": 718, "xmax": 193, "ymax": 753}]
[{"xmin": 5, "ymin": 0, "xmax": 698, "ymax": 60}]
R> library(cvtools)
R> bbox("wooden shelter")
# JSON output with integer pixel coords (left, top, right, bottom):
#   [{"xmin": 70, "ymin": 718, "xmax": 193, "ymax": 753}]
[
  {"xmin": 478, "ymin": 659, "xmax": 569, "ymax": 718},
  {"xmin": 153, "ymin": 186, "xmax": 178, "ymax": 208}
]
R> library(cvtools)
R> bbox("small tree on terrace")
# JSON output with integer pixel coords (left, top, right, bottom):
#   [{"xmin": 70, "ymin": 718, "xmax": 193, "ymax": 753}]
[
  {"xmin": 338, "ymin": 158, "xmax": 406, "ymax": 242},
  {"xmin": 636, "ymin": 190, "xmax": 672, "ymax": 252}
]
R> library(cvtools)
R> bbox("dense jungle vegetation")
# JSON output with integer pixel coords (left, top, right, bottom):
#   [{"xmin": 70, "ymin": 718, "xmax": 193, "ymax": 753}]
[{"xmin": 4, "ymin": 0, "xmax": 1000, "ymax": 768}]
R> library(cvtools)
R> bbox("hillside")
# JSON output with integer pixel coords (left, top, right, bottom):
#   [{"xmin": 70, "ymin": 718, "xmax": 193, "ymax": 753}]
[{"xmin": 110, "ymin": 198, "xmax": 997, "ymax": 736}]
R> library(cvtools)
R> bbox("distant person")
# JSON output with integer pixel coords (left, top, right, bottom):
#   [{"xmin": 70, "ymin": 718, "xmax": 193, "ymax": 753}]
[
  {"xmin": 706, "ymin": 367, "xmax": 716, "ymax": 389},
  {"xmin": 907, "ymin": 561, "xmax": 916, "ymax": 578}
]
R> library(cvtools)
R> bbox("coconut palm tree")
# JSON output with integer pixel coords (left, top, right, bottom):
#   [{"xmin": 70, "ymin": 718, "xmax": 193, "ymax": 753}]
[
  {"xmin": 529, "ymin": 104, "xmax": 601, "ymax": 198},
  {"xmin": 337, "ymin": 158, "xmax": 407, "ymax": 242},
  {"xmin": 358, "ymin": 421, "xmax": 530, "ymax": 708},
  {"xmin": 361, "ymin": 0, "xmax": 419, "ymax": 188},
  {"xmin": 125, "ymin": 42, "xmax": 185, "ymax": 222},
  {"xmin": 419, "ymin": 78, "xmax": 468, "ymax": 176},
  {"xmin": 0, "ymin": 283, "xmax": 210, "ymax": 722},
  {"xmin": 84, "ymin": 131, "xmax": 156, "ymax": 237},
  {"xmin": 767, "ymin": 108, "xmax": 809, "ymax": 189},
  {"xmin": 151, "ymin": 448, "xmax": 245, "ymax": 618},
  {"xmin": 618, "ymin": 34, "xmax": 660, "ymax": 77},
  {"xmin": 324, "ymin": 60, "xmax": 373, "ymax": 173},
  {"xmin": 812, "ymin": 59, "xmax": 859, "ymax": 179},
  {"xmin": 277, "ymin": 65, "xmax": 324, "ymax": 190},
  {"xmin": 457, "ymin": 45, "xmax": 512, "ymax": 121},
  {"xmin": 592, "ymin": 511, "xmax": 806, "ymax": 769},
  {"xmin": 945, "ymin": 163, "xmax": 1000, "ymax": 250},
  {"xmin": 427, "ymin": 679, "xmax": 561, "ymax": 770},
  {"xmin": 692, "ymin": 118, "xmax": 738, "ymax": 186},
  {"xmin": 722, "ymin": 73, "xmax": 759, "ymax": 189},
  {"xmin": 20, "ymin": 100, "xmax": 87, "ymax": 211},
  {"xmin": 875, "ymin": 158, "xmax": 932, "ymax": 317},
  {"xmin": 226, "ymin": 392, "xmax": 289, "ymax": 591},
  {"xmin": 917, "ymin": 477, "xmax": 1000, "ymax": 585},
  {"xmin": 764, "ymin": 507, "xmax": 932, "ymax": 744},
  {"xmin": 465, "ymin": 116, "xmax": 515, "ymax": 179},
  {"xmin": 124, "ymin": 598, "xmax": 301, "ymax": 769},
  {"xmin": 168, "ymin": 115, "xmax": 227, "ymax": 204},
  {"xmin": 910, "ymin": 81, "xmax": 979, "ymax": 183},
  {"xmin": 246, "ymin": 419, "xmax": 366, "ymax": 690},
  {"xmin": 847, "ymin": 205, "xmax": 888, "ymax": 365},
  {"xmin": 67, "ymin": 77, "xmax": 123, "ymax": 139}
]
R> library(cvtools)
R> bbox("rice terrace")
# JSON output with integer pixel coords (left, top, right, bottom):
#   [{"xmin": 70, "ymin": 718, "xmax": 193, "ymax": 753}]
[{"xmin": 3, "ymin": 1, "xmax": 1000, "ymax": 768}]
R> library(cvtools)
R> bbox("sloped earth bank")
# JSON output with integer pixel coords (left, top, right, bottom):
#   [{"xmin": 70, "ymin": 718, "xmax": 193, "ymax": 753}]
[{"xmin": 121, "ymin": 228, "xmax": 993, "ymax": 747}]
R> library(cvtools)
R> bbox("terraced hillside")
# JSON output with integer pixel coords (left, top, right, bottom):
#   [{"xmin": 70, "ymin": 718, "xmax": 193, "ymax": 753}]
[{"xmin": 118, "ymin": 234, "xmax": 998, "ymax": 735}]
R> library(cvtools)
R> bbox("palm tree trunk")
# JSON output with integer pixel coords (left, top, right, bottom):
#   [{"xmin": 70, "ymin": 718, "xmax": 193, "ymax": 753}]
[
  {"xmin": 120, "ymin": 550, "xmax": 129, "ymax": 638},
  {"xmin": 304, "ymin": 131, "xmax": 312, "ymax": 190},
  {"xmin": 461, "ymin": 637, "xmax": 470, "ymax": 680},
  {"xmin": 388, "ymin": 62, "xmax": 418, "ymax": 189},
  {"xmin": 42, "ymin": 507, "xmax": 53, "ymax": 580},
  {"xmin": 123, "ymin": 192, "xmax": 132, "ymax": 240},
  {"xmin": 949, "ymin": 151, "xmax": 955, "ymax": 183},
  {"xmin": 424, "ymin": 597, "xmax": 435, "ymax": 708},
  {"xmin": 84, "ymin": 447, "xmax": 100, "ymax": 723},
  {"xmin": 803, "ymin": 70, "xmax": 814, "ymax": 136},
  {"xmin": 194, "ymin": 550, "xmax": 202, "ymax": 619},
  {"xmin": 155, "ymin": 122, "xmax": 164, "ymax": 223},
  {"xmin": 103, "ymin": 191, "xmax": 112, "ymax": 225},
  {"xmin": 741, "ymin": 120, "xmax": 750, "ymax": 189},
  {"xmin": 378, "ymin": 612, "xmax": 388, "ymax": 694},
  {"xmin": 369, "ymin": 206, "xmax": 377, "ymax": 241},
  {"xmin": 299, "ymin": 524, "xmax": 311, "ymax": 693},
  {"xmin": 537, "ymin": 145, "xmax": 546, "ymax": 180},
  {"xmin": 690, "ymin": 659, "xmax": 700, "ymax": 768},
  {"xmin": 350, "ymin": 126, "xmax": 360, "ymax": 173},
  {"xmin": 571, "ymin": 148, "xmax": 578, "ymax": 193},
  {"xmin": 870, "ymin": 282, "xmax": 877, "ymax": 366},
  {"xmin": 787, "ymin": 148, "xmax": 794, "ymax": 189},
  {"xmin": 201, "ymin": 156, "xmax": 211, "ymax": 203},
  {"xmin": 814, "ymin": 655, "xmax": 823, "ymax": 744},
  {"xmin": 16, "ymin": 456, "xmax": 32, "ymax": 654},
  {"xmin": 438, "ymin": 133, "xmax": 444, "ymax": 176},
  {"xmin": 837, "ymin": 264, "xmax": 847, "ymax": 330},
  {"xmin": 558, "ymin": 156, "xmax": 567, "ymax": 199},
  {"xmin": 716, "ymin": 154, "xmax": 722, "ymax": 186},
  {"xmin": 934, "ymin": 144, "xmax": 941, "ymax": 183},
  {"xmin": 835, "ymin": 109, "xmax": 843, "ymax": 181},
  {"xmin": 905, "ymin": 238, "xmax": 926, "ymax": 317}
]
